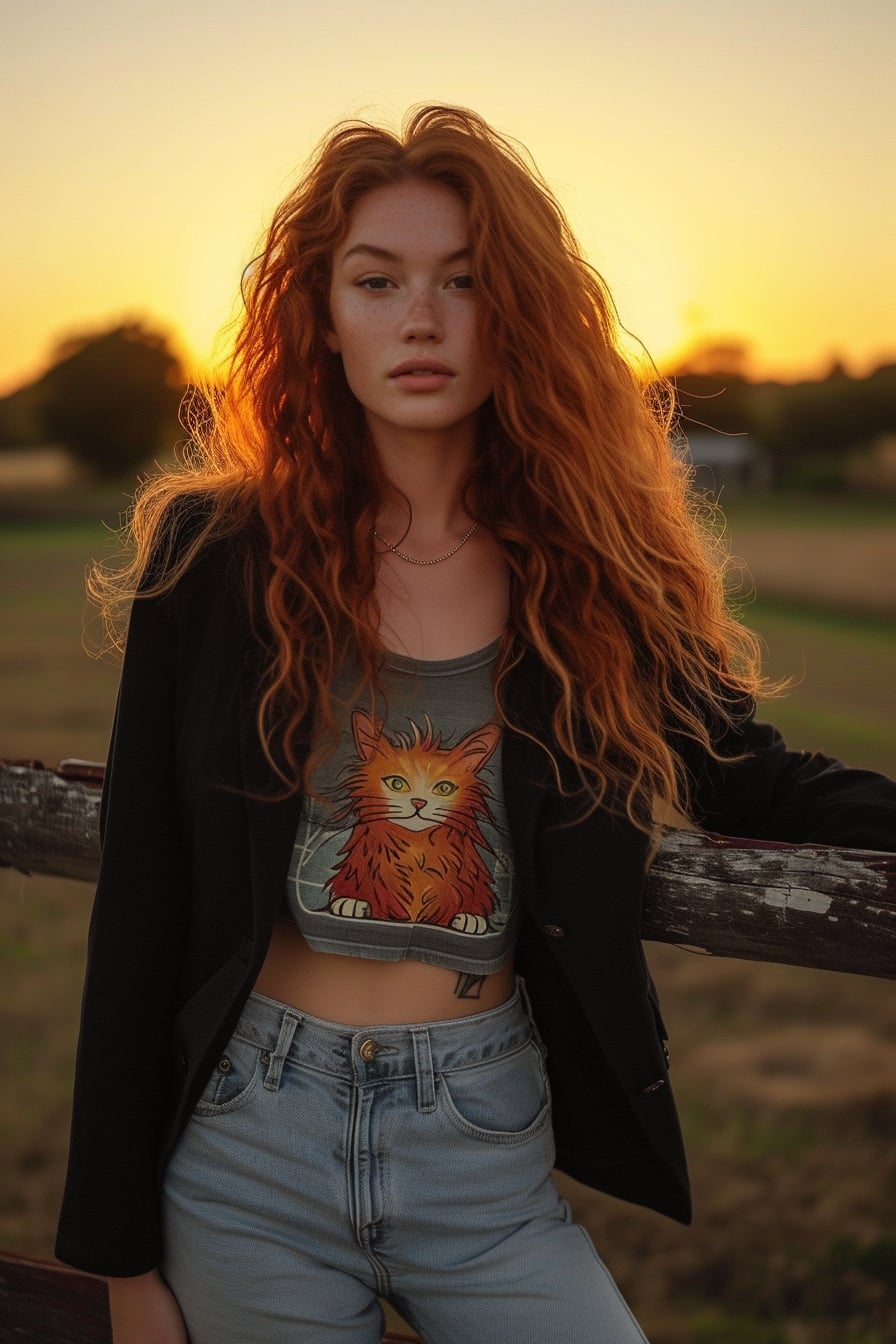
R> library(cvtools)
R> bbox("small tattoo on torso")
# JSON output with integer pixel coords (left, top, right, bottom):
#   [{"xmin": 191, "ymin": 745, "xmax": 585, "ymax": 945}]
[{"xmin": 454, "ymin": 972, "xmax": 487, "ymax": 999}]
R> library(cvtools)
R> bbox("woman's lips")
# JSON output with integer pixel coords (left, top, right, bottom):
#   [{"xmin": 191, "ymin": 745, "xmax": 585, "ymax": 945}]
[
  {"xmin": 389, "ymin": 358, "xmax": 456, "ymax": 390},
  {"xmin": 389, "ymin": 358, "xmax": 455, "ymax": 377}
]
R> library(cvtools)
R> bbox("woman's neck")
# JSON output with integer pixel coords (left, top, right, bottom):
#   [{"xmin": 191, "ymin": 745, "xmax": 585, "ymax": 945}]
[{"xmin": 371, "ymin": 425, "xmax": 477, "ymax": 547}]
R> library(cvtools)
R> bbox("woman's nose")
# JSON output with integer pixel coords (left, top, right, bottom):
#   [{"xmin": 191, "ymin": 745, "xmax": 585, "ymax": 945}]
[{"xmin": 400, "ymin": 289, "xmax": 442, "ymax": 341}]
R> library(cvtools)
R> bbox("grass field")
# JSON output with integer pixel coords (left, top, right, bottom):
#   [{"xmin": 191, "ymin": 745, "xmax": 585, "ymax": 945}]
[
  {"xmin": 1, "ymin": 500, "xmax": 895, "ymax": 1343},
  {"xmin": 744, "ymin": 600, "xmax": 896, "ymax": 775}
]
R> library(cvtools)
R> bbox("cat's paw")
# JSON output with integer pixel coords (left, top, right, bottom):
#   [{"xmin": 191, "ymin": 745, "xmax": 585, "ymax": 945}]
[
  {"xmin": 329, "ymin": 897, "xmax": 371, "ymax": 919},
  {"xmin": 450, "ymin": 913, "xmax": 488, "ymax": 934}
]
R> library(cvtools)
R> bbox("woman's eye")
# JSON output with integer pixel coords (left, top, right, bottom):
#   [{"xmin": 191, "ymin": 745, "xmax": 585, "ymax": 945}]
[
  {"xmin": 447, "ymin": 274, "xmax": 474, "ymax": 290},
  {"xmin": 358, "ymin": 276, "xmax": 392, "ymax": 290}
]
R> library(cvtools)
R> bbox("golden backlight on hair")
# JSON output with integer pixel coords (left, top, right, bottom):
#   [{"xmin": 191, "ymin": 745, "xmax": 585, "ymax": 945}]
[{"xmin": 90, "ymin": 105, "xmax": 775, "ymax": 830}]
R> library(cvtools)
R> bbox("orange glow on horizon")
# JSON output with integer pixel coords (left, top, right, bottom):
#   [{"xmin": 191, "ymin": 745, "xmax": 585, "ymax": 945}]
[
  {"xmin": 4, "ymin": 2, "xmax": 894, "ymax": 399},
  {"xmin": 3, "ymin": 302, "xmax": 894, "ymax": 404}
]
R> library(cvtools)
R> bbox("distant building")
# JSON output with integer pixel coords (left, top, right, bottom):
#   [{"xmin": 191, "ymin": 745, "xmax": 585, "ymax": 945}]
[
  {"xmin": 0, "ymin": 445, "xmax": 77, "ymax": 489},
  {"xmin": 675, "ymin": 430, "xmax": 769, "ymax": 494}
]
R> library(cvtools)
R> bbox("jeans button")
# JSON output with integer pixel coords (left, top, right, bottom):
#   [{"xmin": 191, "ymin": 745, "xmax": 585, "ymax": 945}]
[{"xmin": 359, "ymin": 1039, "xmax": 380, "ymax": 1062}]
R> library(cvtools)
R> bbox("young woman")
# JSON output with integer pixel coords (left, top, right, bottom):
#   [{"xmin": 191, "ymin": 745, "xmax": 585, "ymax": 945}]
[{"xmin": 56, "ymin": 106, "xmax": 896, "ymax": 1343}]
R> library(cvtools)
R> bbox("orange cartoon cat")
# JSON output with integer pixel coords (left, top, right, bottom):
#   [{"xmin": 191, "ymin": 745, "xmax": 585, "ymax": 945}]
[{"xmin": 326, "ymin": 711, "xmax": 500, "ymax": 931}]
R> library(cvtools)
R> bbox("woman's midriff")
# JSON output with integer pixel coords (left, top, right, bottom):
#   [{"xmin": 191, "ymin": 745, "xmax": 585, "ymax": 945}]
[{"xmin": 253, "ymin": 917, "xmax": 516, "ymax": 1024}]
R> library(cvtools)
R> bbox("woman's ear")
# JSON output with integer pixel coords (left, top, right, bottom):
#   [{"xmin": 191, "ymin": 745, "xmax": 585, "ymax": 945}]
[{"xmin": 324, "ymin": 329, "xmax": 341, "ymax": 354}]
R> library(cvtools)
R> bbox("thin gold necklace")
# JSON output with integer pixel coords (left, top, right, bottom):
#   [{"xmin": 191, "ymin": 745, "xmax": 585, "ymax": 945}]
[{"xmin": 373, "ymin": 522, "xmax": 478, "ymax": 566}]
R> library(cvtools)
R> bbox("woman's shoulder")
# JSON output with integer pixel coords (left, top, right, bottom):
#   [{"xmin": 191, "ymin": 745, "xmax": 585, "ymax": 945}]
[{"xmin": 140, "ymin": 488, "xmax": 263, "ymax": 595}]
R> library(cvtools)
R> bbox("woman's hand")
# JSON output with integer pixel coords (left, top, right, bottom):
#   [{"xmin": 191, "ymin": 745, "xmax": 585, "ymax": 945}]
[{"xmin": 107, "ymin": 1269, "xmax": 188, "ymax": 1344}]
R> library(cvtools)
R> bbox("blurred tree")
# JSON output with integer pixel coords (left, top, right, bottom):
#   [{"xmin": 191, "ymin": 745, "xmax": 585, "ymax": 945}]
[
  {"xmin": 671, "ymin": 338, "xmax": 753, "ymax": 380},
  {"xmin": 763, "ymin": 363, "xmax": 896, "ymax": 476},
  {"xmin": 661, "ymin": 341, "xmax": 896, "ymax": 488},
  {"xmin": 0, "ymin": 381, "xmax": 45, "ymax": 447},
  {"xmin": 38, "ymin": 323, "xmax": 183, "ymax": 478},
  {"xmin": 666, "ymin": 340, "xmax": 757, "ymax": 439}
]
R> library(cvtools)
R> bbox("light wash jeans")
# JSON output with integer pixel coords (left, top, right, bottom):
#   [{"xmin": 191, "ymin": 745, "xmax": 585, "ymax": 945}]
[{"xmin": 161, "ymin": 981, "xmax": 648, "ymax": 1343}]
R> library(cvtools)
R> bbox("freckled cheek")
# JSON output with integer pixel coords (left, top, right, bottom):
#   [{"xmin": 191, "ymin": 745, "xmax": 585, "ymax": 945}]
[
  {"xmin": 345, "ymin": 313, "xmax": 387, "ymax": 355},
  {"xmin": 330, "ymin": 313, "xmax": 383, "ymax": 380}
]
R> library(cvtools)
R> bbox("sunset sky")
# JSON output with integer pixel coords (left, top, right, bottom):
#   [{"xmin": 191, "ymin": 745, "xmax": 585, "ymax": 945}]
[{"xmin": 3, "ymin": 0, "xmax": 894, "ymax": 395}]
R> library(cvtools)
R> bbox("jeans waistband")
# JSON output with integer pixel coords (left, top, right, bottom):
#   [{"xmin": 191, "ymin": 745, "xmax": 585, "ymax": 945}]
[{"xmin": 234, "ymin": 978, "xmax": 538, "ymax": 1091}]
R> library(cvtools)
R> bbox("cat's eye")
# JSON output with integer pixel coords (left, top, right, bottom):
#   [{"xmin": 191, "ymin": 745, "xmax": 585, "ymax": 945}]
[
  {"xmin": 382, "ymin": 775, "xmax": 411, "ymax": 793},
  {"xmin": 432, "ymin": 780, "xmax": 458, "ymax": 797}
]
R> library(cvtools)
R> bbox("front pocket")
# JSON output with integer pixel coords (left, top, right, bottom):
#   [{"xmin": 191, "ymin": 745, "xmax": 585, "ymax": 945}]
[
  {"xmin": 192, "ymin": 1034, "xmax": 264, "ymax": 1117},
  {"xmin": 439, "ymin": 1040, "xmax": 551, "ymax": 1144}
]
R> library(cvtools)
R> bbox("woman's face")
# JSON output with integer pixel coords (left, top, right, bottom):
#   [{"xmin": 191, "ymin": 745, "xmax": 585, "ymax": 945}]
[{"xmin": 326, "ymin": 178, "xmax": 493, "ymax": 448}]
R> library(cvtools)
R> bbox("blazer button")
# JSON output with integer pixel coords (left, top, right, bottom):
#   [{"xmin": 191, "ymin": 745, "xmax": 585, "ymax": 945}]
[
  {"xmin": 641, "ymin": 1078, "xmax": 666, "ymax": 1096},
  {"xmin": 542, "ymin": 924, "xmax": 566, "ymax": 939}
]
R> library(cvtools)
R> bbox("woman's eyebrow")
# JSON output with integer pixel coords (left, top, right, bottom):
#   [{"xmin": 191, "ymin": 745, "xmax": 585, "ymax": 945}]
[{"xmin": 339, "ymin": 243, "xmax": 472, "ymax": 265}]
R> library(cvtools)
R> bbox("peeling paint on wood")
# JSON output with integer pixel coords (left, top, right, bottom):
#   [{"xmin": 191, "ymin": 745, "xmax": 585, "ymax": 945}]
[
  {"xmin": 1, "ymin": 763, "xmax": 102, "ymax": 883},
  {"xmin": 646, "ymin": 828, "xmax": 895, "ymax": 980},
  {"xmin": 759, "ymin": 889, "xmax": 833, "ymax": 915}
]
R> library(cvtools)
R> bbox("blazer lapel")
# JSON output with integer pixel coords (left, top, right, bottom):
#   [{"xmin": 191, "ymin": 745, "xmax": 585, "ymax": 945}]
[
  {"xmin": 501, "ymin": 647, "xmax": 553, "ymax": 894},
  {"xmin": 500, "ymin": 644, "xmax": 653, "ymax": 944}
]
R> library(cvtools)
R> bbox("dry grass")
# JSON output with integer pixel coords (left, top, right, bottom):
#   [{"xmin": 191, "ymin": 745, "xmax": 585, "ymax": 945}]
[
  {"xmin": 0, "ymin": 874, "xmax": 93, "ymax": 1256},
  {"xmin": 686, "ymin": 1026, "xmax": 896, "ymax": 1111},
  {"xmin": 728, "ymin": 526, "xmax": 896, "ymax": 618},
  {"xmin": 2, "ymin": 502, "xmax": 895, "ymax": 1343},
  {"xmin": 0, "ymin": 523, "xmax": 120, "ymax": 762}
]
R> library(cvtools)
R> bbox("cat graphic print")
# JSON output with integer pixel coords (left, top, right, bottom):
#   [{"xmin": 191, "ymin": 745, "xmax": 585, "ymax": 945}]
[
  {"xmin": 287, "ymin": 696, "xmax": 517, "ymax": 972},
  {"xmin": 329, "ymin": 711, "xmax": 499, "ymax": 931}
]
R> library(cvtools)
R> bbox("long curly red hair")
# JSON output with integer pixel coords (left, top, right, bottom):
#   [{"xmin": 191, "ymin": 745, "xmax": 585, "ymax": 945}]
[{"xmin": 94, "ymin": 104, "xmax": 770, "ymax": 827}]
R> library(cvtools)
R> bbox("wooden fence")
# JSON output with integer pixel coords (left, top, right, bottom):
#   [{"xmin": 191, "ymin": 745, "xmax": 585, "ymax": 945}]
[
  {"xmin": 1, "ymin": 758, "xmax": 894, "ymax": 1340},
  {"xmin": 0, "ymin": 1250, "xmax": 419, "ymax": 1344},
  {"xmin": 2, "ymin": 760, "xmax": 894, "ymax": 980}
]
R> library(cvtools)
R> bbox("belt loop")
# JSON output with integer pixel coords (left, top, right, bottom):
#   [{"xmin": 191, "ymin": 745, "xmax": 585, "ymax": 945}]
[
  {"xmin": 411, "ymin": 1028, "xmax": 436, "ymax": 1114},
  {"xmin": 263, "ymin": 1011, "xmax": 299, "ymax": 1091}
]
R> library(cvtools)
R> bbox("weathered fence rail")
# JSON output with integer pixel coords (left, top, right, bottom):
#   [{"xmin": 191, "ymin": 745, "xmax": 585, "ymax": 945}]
[
  {"xmin": 2, "ymin": 760, "xmax": 895, "ymax": 980},
  {"xmin": 0, "ymin": 1250, "xmax": 419, "ymax": 1344}
]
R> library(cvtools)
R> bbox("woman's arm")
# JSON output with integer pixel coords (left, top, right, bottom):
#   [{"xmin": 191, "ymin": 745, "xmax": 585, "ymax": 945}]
[
  {"xmin": 687, "ymin": 704, "xmax": 896, "ymax": 850},
  {"xmin": 107, "ymin": 1271, "xmax": 188, "ymax": 1344}
]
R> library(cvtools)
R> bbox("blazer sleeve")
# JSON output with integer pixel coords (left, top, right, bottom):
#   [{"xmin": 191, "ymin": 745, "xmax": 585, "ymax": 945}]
[
  {"xmin": 55, "ymin": 575, "xmax": 190, "ymax": 1276},
  {"xmin": 685, "ymin": 699, "xmax": 896, "ymax": 851}
]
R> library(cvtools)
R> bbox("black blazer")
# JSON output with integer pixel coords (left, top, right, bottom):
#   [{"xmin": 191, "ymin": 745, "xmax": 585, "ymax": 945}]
[{"xmin": 55, "ymin": 535, "xmax": 896, "ymax": 1277}]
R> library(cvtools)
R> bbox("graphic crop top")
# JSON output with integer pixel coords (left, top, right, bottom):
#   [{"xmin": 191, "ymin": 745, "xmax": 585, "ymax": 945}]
[{"xmin": 285, "ymin": 640, "xmax": 517, "ymax": 975}]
